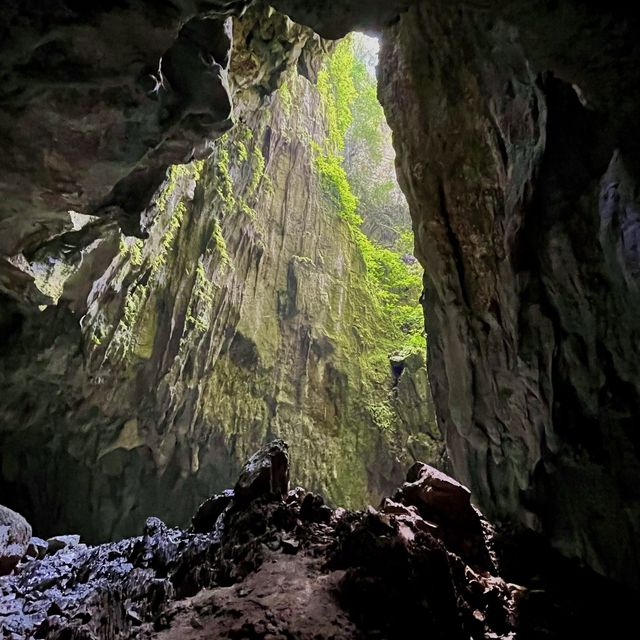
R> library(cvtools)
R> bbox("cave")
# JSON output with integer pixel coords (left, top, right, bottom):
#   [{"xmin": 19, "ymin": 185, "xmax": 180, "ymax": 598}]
[{"xmin": 1, "ymin": 0, "xmax": 640, "ymax": 638}]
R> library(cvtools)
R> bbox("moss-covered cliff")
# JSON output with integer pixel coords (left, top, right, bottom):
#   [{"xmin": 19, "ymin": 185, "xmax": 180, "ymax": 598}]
[{"xmin": 0, "ymin": 8, "xmax": 439, "ymax": 541}]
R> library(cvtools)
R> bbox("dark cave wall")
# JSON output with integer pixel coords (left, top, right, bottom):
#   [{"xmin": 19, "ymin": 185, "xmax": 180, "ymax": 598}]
[
  {"xmin": 0, "ymin": 1, "xmax": 254, "ymax": 257},
  {"xmin": 379, "ymin": 0, "xmax": 640, "ymax": 586}
]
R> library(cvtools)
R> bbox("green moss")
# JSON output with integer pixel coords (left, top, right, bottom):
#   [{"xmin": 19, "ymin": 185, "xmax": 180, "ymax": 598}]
[
  {"xmin": 277, "ymin": 77, "xmax": 293, "ymax": 119},
  {"xmin": 186, "ymin": 260, "xmax": 216, "ymax": 333},
  {"xmin": 368, "ymin": 400, "xmax": 395, "ymax": 435},
  {"xmin": 108, "ymin": 161, "xmax": 200, "ymax": 362},
  {"xmin": 110, "ymin": 282, "xmax": 149, "ymax": 360},
  {"xmin": 118, "ymin": 238, "xmax": 145, "ymax": 271},
  {"xmin": 239, "ymin": 198, "xmax": 257, "ymax": 219},
  {"xmin": 152, "ymin": 200, "xmax": 186, "ymax": 274},
  {"xmin": 215, "ymin": 148, "xmax": 235, "ymax": 212},
  {"xmin": 235, "ymin": 140, "xmax": 249, "ymax": 163},
  {"xmin": 248, "ymin": 145, "xmax": 267, "ymax": 197},
  {"xmin": 129, "ymin": 240, "xmax": 144, "ymax": 266},
  {"xmin": 211, "ymin": 219, "xmax": 230, "ymax": 268},
  {"xmin": 156, "ymin": 163, "xmax": 193, "ymax": 214}
]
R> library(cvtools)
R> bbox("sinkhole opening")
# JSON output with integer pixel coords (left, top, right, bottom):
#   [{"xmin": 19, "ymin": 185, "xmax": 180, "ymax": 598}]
[{"xmin": 0, "ymin": 30, "xmax": 442, "ymax": 543}]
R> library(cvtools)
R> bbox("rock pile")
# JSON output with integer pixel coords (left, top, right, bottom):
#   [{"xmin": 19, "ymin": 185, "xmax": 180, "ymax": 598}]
[{"xmin": 0, "ymin": 441, "xmax": 518, "ymax": 639}]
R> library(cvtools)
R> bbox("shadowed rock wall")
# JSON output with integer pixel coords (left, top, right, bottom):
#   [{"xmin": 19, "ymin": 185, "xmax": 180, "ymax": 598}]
[
  {"xmin": 379, "ymin": 0, "xmax": 640, "ymax": 587},
  {"xmin": 1, "ymin": 0, "xmax": 639, "ymax": 591}
]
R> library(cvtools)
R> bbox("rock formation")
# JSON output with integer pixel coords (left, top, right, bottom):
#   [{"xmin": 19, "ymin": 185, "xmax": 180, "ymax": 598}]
[
  {"xmin": 0, "ymin": 442, "xmax": 518, "ymax": 639},
  {"xmin": 0, "ymin": 506, "xmax": 32, "ymax": 576},
  {"xmin": 0, "ymin": 0, "xmax": 639, "ymax": 602},
  {"xmin": 378, "ymin": 0, "xmax": 640, "ymax": 588}
]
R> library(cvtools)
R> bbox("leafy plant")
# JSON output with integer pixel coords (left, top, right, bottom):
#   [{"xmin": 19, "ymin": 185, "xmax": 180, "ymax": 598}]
[{"xmin": 314, "ymin": 35, "xmax": 425, "ymax": 353}]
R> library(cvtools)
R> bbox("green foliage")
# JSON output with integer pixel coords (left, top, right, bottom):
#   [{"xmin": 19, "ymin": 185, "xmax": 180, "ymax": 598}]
[
  {"xmin": 277, "ymin": 77, "xmax": 293, "ymax": 119},
  {"xmin": 397, "ymin": 229, "xmax": 415, "ymax": 256},
  {"xmin": 312, "ymin": 142, "xmax": 361, "ymax": 226},
  {"xmin": 317, "ymin": 37, "xmax": 357, "ymax": 154},
  {"xmin": 314, "ymin": 36, "xmax": 424, "ymax": 354},
  {"xmin": 347, "ymin": 53, "xmax": 386, "ymax": 163}
]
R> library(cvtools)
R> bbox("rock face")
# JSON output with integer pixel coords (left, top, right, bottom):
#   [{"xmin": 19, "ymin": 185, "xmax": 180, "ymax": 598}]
[
  {"xmin": 0, "ymin": 0, "xmax": 250, "ymax": 260},
  {"xmin": 0, "ymin": 6, "xmax": 439, "ymax": 541},
  {"xmin": 379, "ymin": 0, "xmax": 640, "ymax": 587},
  {"xmin": 0, "ymin": 442, "xmax": 519, "ymax": 639},
  {"xmin": 0, "ymin": 505, "xmax": 31, "ymax": 576},
  {"xmin": 234, "ymin": 439, "xmax": 290, "ymax": 501},
  {"xmin": 1, "ymin": 0, "xmax": 639, "ymax": 596}
]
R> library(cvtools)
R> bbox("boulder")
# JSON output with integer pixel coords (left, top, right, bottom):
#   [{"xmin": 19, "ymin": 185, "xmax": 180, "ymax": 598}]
[
  {"xmin": 234, "ymin": 440, "xmax": 290, "ymax": 502},
  {"xmin": 395, "ymin": 462, "xmax": 495, "ymax": 571},
  {"xmin": 25, "ymin": 536, "xmax": 48, "ymax": 560},
  {"xmin": 0, "ymin": 504, "xmax": 32, "ymax": 575},
  {"xmin": 192, "ymin": 490, "xmax": 235, "ymax": 533},
  {"xmin": 46, "ymin": 534, "xmax": 81, "ymax": 556}
]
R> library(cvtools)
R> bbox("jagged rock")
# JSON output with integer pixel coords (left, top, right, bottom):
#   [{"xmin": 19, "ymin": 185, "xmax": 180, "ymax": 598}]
[
  {"xmin": 379, "ymin": 0, "xmax": 640, "ymax": 587},
  {"xmin": 393, "ymin": 462, "xmax": 495, "ymax": 571},
  {"xmin": 0, "ymin": 1, "xmax": 251, "ymax": 257},
  {"xmin": 234, "ymin": 440, "xmax": 290, "ymax": 502},
  {"xmin": 0, "ymin": 444, "xmax": 519, "ymax": 639},
  {"xmin": 300, "ymin": 492, "xmax": 332, "ymax": 524},
  {"xmin": 270, "ymin": 0, "xmax": 411, "ymax": 38},
  {"xmin": 142, "ymin": 516, "xmax": 167, "ymax": 537},
  {"xmin": 0, "ymin": 505, "xmax": 31, "ymax": 575},
  {"xmin": 192, "ymin": 490, "xmax": 234, "ymax": 533},
  {"xmin": 25, "ymin": 536, "xmax": 48, "ymax": 560},
  {"xmin": 330, "ymin": 508, "xmax": 516, "ymax": 639},
  {"xmin": 46, "ymin": 535, "xmax": 81, "ymax": 556}
]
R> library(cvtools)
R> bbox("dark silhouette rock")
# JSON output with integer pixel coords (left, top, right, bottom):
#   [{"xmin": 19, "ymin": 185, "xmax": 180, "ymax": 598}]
[
  {"xmin": 234, "ymin": 439, "xmax": 290, "ymax": 502},
  {"xmin": 0, "ymin": 444, "xmax": 518, "ymax": 639},
  {"xmin": 379, "ymin": 0, "xmax": 640, "ymax": 587},
  {"xmin": 395, "ymin": 462, "xmax": 495, "ymax": 571},
  {"xmin": 191, "ymin": 489, "xmax": 234, "ymax": 533},
  {"xmin": 25, "ymin": 536, "xmax": 48, "ymax": 560}
]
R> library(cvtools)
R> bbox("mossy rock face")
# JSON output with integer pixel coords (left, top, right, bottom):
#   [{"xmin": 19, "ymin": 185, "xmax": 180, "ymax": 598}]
[{"xmin": 0, "ymin": 8, "xmax": 439, "ymax": 541}]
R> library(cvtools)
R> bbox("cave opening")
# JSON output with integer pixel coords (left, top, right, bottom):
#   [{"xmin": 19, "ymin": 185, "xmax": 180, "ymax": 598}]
[
  {"xmin": 0, "ymin": 21, "xmax": 441, "ymax": 544},
  {"xmin": 2, "ymin": 0, "xmax": 640, "ymax": 635}
]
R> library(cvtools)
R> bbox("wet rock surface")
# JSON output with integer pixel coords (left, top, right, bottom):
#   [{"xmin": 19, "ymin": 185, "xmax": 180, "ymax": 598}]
[{"xmin": 0, "ymin": 442, "xmax": 519, "ymax": 639}]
